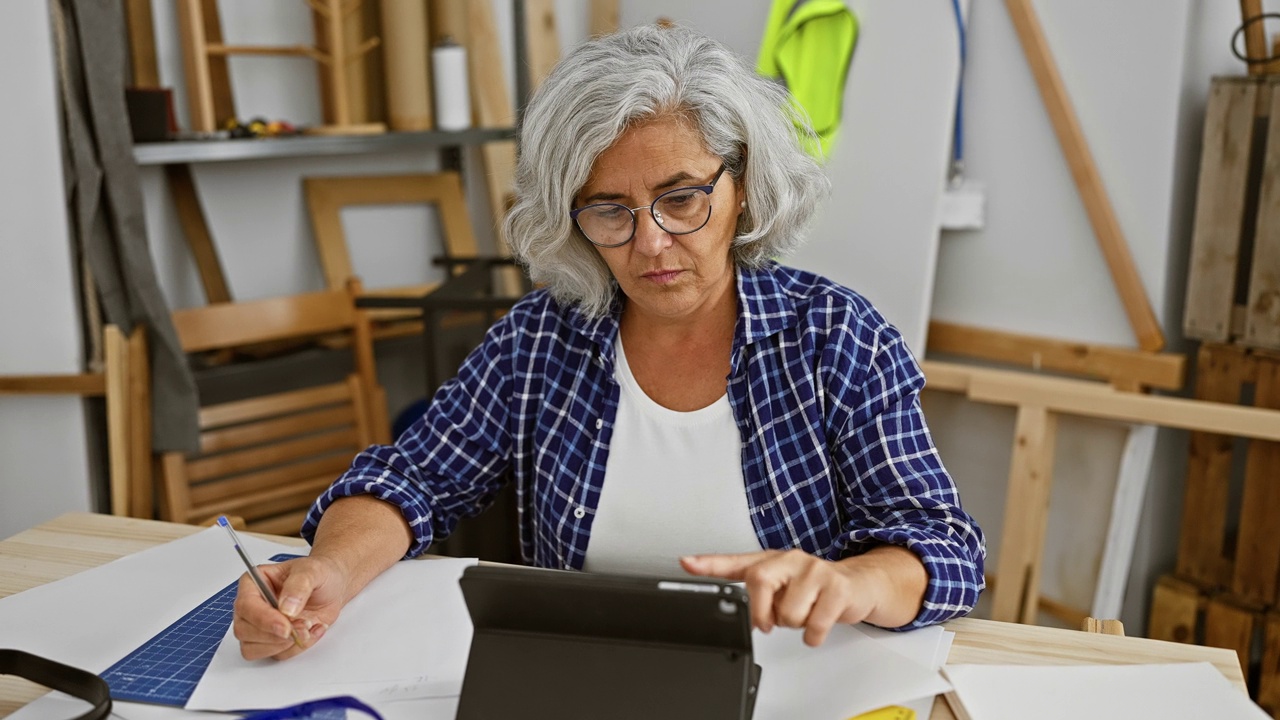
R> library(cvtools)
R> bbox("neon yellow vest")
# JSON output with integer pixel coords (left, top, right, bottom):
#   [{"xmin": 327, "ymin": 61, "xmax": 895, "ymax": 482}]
[{"xmin": 757, "ymin": 0, "xmax": 859, "ymax": 159}]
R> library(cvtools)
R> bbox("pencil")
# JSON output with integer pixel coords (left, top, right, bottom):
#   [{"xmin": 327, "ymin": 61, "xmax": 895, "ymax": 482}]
[{"xmin": 216, "ymin": 516, "xmax": 304, "ymax": 649}]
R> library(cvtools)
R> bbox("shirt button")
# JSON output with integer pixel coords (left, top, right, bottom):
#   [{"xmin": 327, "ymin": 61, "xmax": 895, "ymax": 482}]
[
  {"xmin": 573, "ymin": 506, "xmax": 586, "ymax": 519},
  {"xmin": 595, "ymin": 418, "xmax": 603, "ymax": 430}
]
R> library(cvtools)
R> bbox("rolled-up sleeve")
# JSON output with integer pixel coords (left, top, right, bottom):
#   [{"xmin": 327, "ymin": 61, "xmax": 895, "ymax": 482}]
[
  {"xmin": 832, "ymin": 324, "xmax": 986, "ymax": 629},
  {"xmin": 302, "ymin": 316, "xmax": 515, "ymax": 558}
]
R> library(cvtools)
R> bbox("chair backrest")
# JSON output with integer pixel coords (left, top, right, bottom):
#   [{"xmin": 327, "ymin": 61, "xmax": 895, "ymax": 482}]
[{"xmin": 159, "ymin": 283, "xmax": 389, "ymax": 535}]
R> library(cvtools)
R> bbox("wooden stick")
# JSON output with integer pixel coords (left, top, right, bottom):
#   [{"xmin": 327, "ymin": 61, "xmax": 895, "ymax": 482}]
[
  {"xmin": 524, "ymin": 0, "xmax": 561, "ymax": 91},
  {"xmin": 590, "ymin": 0, "xmax": 620, "ymax": 37},
  {"xmin": 104, "ymin": 326, "xmax": 131, "ymax": 518},
  {"xmin": 1002, "ymin": 0, "xmax": 1164, "ymax": 352},
  {"xmin": 0, "ymin": 374, "xmax": 105, "ymax": 395},
  {"xmin": 1242, "ymin": 0, "xmax": 1268, "ymax": 76},
  {"xmin": 127, "ymin": 326, "xmax": 153, "ymax": 520},
  {"xmin": 990, "ymin": 403, "xmax": 1058, "ymax": 624},
  {"xmin": 926, "ymin": 320, "xmax": 1184, "ymax": 390},
  {"xmin": 325, "ymin": 0, "xmax": 352, "ymax": 127},
  {"xmin": 199, "ymin": 0, "xmax": 236, "ymax": 127},
  {"xmin": 123, "ymin": 0, "xmax": 160, "ymax": 87},
  {"xmin": 166, "ymin": 164, "xmax": 232, "ymax": 304},
  {"xmin": 176, "ymin": 0, "xmax": 215, "ymax": 132}
]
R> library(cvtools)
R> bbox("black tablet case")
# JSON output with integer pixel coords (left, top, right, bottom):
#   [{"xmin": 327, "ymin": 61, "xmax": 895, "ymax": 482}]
[{"xmin": 455, "ymin": 565, "xmax": 761, "ymax": 720}]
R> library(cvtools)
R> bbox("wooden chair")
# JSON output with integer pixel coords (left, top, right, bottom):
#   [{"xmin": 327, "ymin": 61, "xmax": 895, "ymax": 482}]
[
  {"xmin": 0, "ymin": 324, "xmax": 152, "ymax": 519},
  {"xmin": 157, "ymin": 281, "xmax": 390, "ymax": 535}
]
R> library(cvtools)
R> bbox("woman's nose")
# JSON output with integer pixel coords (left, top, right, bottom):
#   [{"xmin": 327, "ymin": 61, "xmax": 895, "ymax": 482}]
[{"xmin": 632, "ymin": 207, "xmax": 672, "ymax": 257}]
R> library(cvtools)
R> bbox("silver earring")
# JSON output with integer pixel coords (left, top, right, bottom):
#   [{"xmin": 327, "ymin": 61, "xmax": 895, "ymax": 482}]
[{"xmin": 739, "ymin": 200, "xmax": 747, "ymax": 209}]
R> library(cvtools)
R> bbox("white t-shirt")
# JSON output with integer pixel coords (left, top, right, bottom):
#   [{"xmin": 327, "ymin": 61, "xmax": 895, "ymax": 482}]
[{"xmin": 582, "ymin": 336, "xmax": 762, "ymax": 577}]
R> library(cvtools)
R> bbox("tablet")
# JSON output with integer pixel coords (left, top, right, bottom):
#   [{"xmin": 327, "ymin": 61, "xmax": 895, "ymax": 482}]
[{"xmin": 455, "ymin": 565, "xmax": 761, "ymax": 720}]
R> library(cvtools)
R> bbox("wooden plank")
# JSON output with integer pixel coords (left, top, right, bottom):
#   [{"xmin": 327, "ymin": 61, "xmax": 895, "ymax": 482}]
[
  {"xmin": 200, "ymin": 0, "xmax": 237, "ymax": 127},
  {"xmin": 1185, "ymin": 78, "xmax": 1258, "ymax": 342},
  {"xmin": 176, "ymin": 0, "xmax": 216, "ymax": 133},
  {"xmin": 589, "ymin": 0, "xmax": 620, "ymax": 37},
  {"xmin": 127, "ymin": 326, "xmax": 153, "ymax": 520},
  {"xmin": 1242, "ymin": 0, "xmax": 1268, "ymax": 77},
  {"xmin": 1147, "ymin": 575, "xmax": 1202, "ymax": 644},
  {"xmin": 1081, "ymin": 618, "xmax": 1125, "ymax": 636},
  {"xmin": 1002, "ymin": 0, "xmax": 1164, "ymax": 352},
  {"xmin": 1260, "ymin": 612, "xmax": 1280, "ymax": 712},
  {"xmin": 1177, "ymin": 345, "xmax": 1249, "ymax": 588},
  {"xmin": 187, "ymin": 427, "xmax": 358, "ymax": 483},
  {"xmin": 0, "ymin": 374, "xmax": 105, "ymax": 395},
  {"xmin": 104, "ymin": 326, "xmax": 131, "ymax": 518},
  {"xmin": 1204, "ymin": 595, "xmax": 1257, "ymax": 677},
  {"xmin": 990, "ymin": 404, "xmax": 1058, "ymax": 624},
  {"xmin": 198, "ymin": 382, "xmax": 352, "ymax": 430},
  {"xmin": 123, "ymin": 0, "xmax": 160, "ymax": 87},
  {"xmin": 524, "ymin": 0, "xmax": 560, "ymax": 92},
  {"xmin": 1246, "ymin": 81, "xmax": 1280, "ymax": 350},
  {"xmin": 1233, "ymin": 356, "xmax": 1280, "ymax": 604},
  {"xmin": 196, "ymin": 475, "xmax": 338, "ymax": 522},
  {"xmin": 166, "ymin": 164, "xmax": 231, "ymax": 304},
  {"xmin": 926, "ymin": 320, "xmax": 1185, "ymax": 390},
  {"xmin": 171, "ymin": 290, "xmax": 355, "ymax": 353},
  {"xmin": 1091, "ymin": 423, "xmax": 1157, "ymax": 620},
  {"xmin": 189, "ymin": 454, "xmax": 351, "ymax": 507},
  {"xmin": 466, "ymin": 0, "xmax": 517, "ymax": 251},
  {"xmin": 199, "ymin": 405, "xmax": 356, "ymax": 454}
]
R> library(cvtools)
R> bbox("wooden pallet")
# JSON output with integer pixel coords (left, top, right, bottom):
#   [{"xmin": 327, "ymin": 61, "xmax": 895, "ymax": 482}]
[
  {"xmin": 1175, "ymin": 343, "xmax": 1280, "ymax": 605},
  {"xmin": 1184, "ymin": 76, "xmax": 1280, "ymax": 351}
]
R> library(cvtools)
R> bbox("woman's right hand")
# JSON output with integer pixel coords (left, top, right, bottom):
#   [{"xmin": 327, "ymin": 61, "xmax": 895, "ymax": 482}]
[{"xmin": 231, "ymin": 554, "xmax": 351, "ymax": 661}]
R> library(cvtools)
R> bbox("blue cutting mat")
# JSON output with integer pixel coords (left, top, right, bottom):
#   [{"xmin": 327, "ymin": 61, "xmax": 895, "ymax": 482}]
[{"xmin": 100, "ymin": 553, "xmax": 303, "ymax": 706}]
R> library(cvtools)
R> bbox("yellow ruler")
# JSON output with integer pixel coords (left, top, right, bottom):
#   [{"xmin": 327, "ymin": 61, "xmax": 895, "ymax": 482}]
[{"xmin": 848, "ymin": 706, "xmax": 916, "ymax": 720}]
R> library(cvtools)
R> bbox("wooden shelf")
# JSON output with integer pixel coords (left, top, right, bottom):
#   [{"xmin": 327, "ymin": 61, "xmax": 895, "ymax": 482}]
[{"xmin": 133, "ymin": 127, "xmax": 516, "ymax": 165}]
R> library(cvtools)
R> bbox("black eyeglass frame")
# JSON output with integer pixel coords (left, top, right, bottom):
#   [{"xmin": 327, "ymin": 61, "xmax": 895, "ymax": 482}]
[{"xmin": 569, "ymin": 163, "xmax": 729, "ymax": 248}]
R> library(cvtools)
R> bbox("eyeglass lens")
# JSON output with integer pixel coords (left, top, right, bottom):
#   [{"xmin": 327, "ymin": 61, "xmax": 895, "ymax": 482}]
[{"xmin": 575, "ymin": 186, "xmax": 713, "ymax": 247}]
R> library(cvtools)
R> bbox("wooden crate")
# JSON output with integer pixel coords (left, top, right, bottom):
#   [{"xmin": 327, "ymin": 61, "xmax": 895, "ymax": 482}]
[
  {"xmin": 1175, "ymin": 343, "xmax": 1280, "ymax": 604},
  {"xmin": 1149, "ymin": 575, "xmax": 1271, "ymax": 708},
  {"xmin": 1184, "ymin": 76, "xmax": 1280, "ymax": 351}
]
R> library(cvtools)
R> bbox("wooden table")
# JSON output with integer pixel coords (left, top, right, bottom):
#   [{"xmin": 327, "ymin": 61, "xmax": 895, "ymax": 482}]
[{"xmin": 0, "ymin": 513, "xmax": 1248, "ymax": 718}]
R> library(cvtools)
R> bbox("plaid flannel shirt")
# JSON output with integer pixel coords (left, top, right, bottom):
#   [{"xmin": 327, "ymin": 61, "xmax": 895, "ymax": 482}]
[{"xmin": 304, "ymin": 263, "xmax": 986, "ymax": 628}]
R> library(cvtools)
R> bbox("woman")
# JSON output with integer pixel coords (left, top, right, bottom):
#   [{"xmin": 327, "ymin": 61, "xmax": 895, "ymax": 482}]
[{"xmin": 233, "ymin": 24, "xmax": 985, "ymax": 661}]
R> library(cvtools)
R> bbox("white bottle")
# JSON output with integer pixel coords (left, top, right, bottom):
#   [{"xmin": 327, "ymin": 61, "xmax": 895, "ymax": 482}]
[{"xmin": 432, "ymin": 38, "xmax": 472, "ymax": 131}]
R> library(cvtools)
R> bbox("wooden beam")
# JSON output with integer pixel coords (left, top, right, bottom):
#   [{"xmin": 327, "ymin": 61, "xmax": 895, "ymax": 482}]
[
  {"xmin": 123, "ymin": 0, "xmax": 160, "ymax": 87},
  {"xmin": 166, "ymin": 164, "xmax": 232, "ymax": 304},
  {"xmin": 1246, "ymin": 83, "xmax": 1280, "ymax": 350},
  {"xmin": 0, "ymin": 374, "xmax": 105, "ymax": 395},
  {"xmin": 590, "ymin": 0, "xmax": 620, "ymax": 37},
  {"xmin": 104, "ymin": 326, "xmax": 131, "ymax": 517},
  {"xmin": 990, "ymin": 403, "xmax": 1058, "ymax": 624},
  {"xmin": 921, "ymin": 359, "xmax": 1280, "ymax": 441},
  {"xmin": 1002, "ymin": 0, "xmax": 1164, "ymax": 352},
  {"xmin": 524, "ymin": 0, "xmax": 560, "ymax": 91},
  {"xmin": 176, "ymin": 0, "xmax": 216, "ymax": 132},
  {"xmin": 926, "ymin": 320, "xmax": 1185, "ymax": 390},
  {"xmin": 1242, "ymin": 0, "xmax": 1268, "ymax": 76}
]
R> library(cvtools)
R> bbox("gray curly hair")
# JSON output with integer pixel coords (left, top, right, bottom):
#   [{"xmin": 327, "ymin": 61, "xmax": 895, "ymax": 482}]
[{"xmin": 504, "ymin": 23, "xmax": 829, "ymax": 317}]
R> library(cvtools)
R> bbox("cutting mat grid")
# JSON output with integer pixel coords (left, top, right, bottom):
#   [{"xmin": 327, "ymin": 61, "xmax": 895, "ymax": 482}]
[{"xmin": 100, "ymin": 553, "xmax": 301, "ymax": 706}]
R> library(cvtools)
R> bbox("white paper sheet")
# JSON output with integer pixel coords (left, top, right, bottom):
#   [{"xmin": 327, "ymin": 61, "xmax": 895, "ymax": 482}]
[
  {"xmin": 943, "ymin": 662, "xmax": 1269, "ymax": 720},
  {"xmin": 752, "ymin": 623, "xmax": 952, "ymax": 720},
  {"xmin": 0, "ymin": 527, "xmax": 302, "ymax": 674},
  {"xmin": 859, "ymin": 624, "xmax": 955, "ymax": 718},
  {"xmin": 186, "ymin": 557, "xmax": 478, "ymax": 711}
]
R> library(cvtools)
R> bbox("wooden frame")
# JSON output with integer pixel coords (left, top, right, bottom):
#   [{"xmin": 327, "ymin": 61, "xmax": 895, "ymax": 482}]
[
  {"xmin": 923, "ymin": 359, "xmax": 1280, "ymax": 625},
  {"xmin": 926, "ymin": 321, "xmax": 1185, "ymax": 391},
  {"xmin": 303, "ymin": 172, "xmax": 480, "ymax": 305},
  {"xmin": 1003, "ymin": 0, "xmax": 1164, "ymax": 352},
  {"xmin": 0, "ymin": 325, "xmax": 151, "ymax": 520}
]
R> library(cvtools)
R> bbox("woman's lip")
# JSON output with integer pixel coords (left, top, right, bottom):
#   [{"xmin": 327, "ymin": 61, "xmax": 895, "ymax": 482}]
[{"xmin": 641, "ymin": 270, "xmax": 682, "ymax": 284}]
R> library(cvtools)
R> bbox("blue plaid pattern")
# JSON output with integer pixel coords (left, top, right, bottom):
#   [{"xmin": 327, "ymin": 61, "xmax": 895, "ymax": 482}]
[{"xmin": 304, "ymin": 263, "xmax": 986, "ymax": 629}]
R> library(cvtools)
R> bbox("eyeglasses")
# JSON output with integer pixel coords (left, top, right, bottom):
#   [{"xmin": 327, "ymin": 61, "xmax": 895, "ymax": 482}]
[{"xmin": 570, "ymin": 164, "xmax": 728, "ymax": 248}]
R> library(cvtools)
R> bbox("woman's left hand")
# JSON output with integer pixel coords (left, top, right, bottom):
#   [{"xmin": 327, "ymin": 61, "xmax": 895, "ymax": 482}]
[{"xmin": 679, "ymin": 545, "xmax": 927, "ymax": 647}]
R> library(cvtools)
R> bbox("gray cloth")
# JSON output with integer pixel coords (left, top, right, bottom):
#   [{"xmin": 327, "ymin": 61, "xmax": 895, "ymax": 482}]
[{"xmin": 53, "ymin": 0, "xmax": 199, "ymax": 452}]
